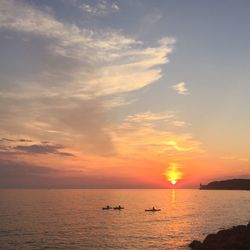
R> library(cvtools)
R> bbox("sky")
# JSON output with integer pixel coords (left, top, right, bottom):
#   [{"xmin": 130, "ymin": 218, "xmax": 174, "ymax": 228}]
[{"xmin": 0, "ymin": 0, "xmax": 250, "ymax": 188}]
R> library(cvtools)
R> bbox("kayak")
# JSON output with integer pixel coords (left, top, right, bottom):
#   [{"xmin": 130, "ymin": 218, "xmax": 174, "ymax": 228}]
[
  {"xmin": 113, "ymin": 207, "xmax": 124, "ymax": 210},
  {"xmin": 145, "ymin": 209, "xmax": 161, "ymax": 212},
  {"xmin": 102, "ymin": 207, "xmax": 112, "ymax": 210}
]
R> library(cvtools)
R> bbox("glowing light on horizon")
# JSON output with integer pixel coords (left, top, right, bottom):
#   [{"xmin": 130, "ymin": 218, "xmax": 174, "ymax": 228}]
[{"xmin": 164, "ymin": 162, "xmax": 183, "ymax": 185}]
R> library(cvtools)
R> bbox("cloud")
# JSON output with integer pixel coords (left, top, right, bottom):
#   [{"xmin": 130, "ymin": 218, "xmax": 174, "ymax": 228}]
[
  {"xmin": 0, "ymin": 139, "xmax": 75, "ymax": 157},
  {"xmin": 79, "ymin": 0, "xmax": 120, "ymax": 16},
  {"xmin": 111, "ymin": 3, "xmax": 120, "ymax": 11},
  {"xmin": 0, "ymin": 0, "xmax": 174, "ymax": 96},
  {"xmin": 14, "ymin": 144, "xmax": 75, "ymax": 157},
  {"xmin": 165, "ymin": 140, "xmax": 191, "ymax": 151},
  {"xmin": 0, "ymin": 138, "xmax": 32, "ymax": 142},
  {"xmin": 172, "ymin": 82, "xmax": 190, "ymax": 95},
  {"xmin": 173, "ymin": 121, "xmax": 186, "ymax": 127},
  {"xmin": 123, "ymin": 111, "xmax": 174, "ymax": 124},
  {"xmin": 0, "ymin": 0, "xmax": 175, "ymax": 155},
  {"xmin": 110, "ymin": 111, "xmax": 202, "ymax": 158},
  {"xmin": 0, "ymin": 95, "xmax": 115, "ymax": 155},
  {"xmin": 0, "ymin": 138, "xmax": 15, "ymax": 142},
  {"xmin": 19, "ymin": 139, "xmax": 33, "ymax": 142}
]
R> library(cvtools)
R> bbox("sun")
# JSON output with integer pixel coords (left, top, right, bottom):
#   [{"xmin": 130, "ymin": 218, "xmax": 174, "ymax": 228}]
[
  {"xmin": 171, "ymin": 180, "xmax": 177, "ymax": 185},
  {"xmin": 164, "ymin": 163, "xmax": 183, "ymax": 186}
]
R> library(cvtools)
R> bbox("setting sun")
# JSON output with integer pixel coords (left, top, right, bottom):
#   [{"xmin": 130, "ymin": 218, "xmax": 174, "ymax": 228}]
[{"xmin": 165, "ymin": 163, "xmax": 183, "ymax": 186}]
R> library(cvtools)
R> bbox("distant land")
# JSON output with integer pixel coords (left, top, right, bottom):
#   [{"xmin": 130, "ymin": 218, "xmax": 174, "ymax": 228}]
[{"xmin": 200, "ymin": 179, "xmax": 250, "ymax": 190}]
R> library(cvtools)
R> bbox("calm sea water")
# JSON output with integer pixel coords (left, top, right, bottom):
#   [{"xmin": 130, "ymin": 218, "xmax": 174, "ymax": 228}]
[{"xmin": 1, "ymin": 189, "xmax": 250, "ymax": 250}]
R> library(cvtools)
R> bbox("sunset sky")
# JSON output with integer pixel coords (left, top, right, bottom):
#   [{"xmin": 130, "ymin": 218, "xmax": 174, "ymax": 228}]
[{"xmin": 0, "ymin": 0, "xmax": 250, "ymax": 188}]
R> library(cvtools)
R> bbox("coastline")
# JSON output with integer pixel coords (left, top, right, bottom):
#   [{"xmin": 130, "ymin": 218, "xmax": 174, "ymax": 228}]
[{"xmin": 200, "ymin": 179, "xmax": 250, "ymax": 191}]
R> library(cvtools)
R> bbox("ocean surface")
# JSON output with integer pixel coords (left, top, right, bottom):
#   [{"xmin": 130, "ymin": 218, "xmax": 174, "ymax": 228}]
[{"xmin": 1, "ymin": 189, "xmax": 250, "ymax": 250}]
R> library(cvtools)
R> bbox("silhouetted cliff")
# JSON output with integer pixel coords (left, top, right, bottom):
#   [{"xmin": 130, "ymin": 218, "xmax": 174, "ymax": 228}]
[{"xmin": 200, "ymin": 179, "xmax": 250, "ymax": 190}]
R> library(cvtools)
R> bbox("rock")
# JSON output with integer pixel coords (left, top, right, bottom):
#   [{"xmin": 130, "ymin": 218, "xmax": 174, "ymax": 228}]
[
  {"xmin": 189, "ymin": 240, "xmax": 203, "ymax": 250},
  {"xmin": 203, "ymin": 233, "xmax": 217, "ymax": 245},
  {"xmin": 189, "ymin": 223, "xmax": 250, "ymax": 250}
]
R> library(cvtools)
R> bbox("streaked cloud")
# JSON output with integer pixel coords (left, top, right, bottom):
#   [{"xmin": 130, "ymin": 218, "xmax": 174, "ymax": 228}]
[
  {"xmin": 165, "ymin": 140, "xmax": 191, "ymax": 152},
  {"xmin": 111, "ymin": 111, "xmax": 203, "ymax": 158},
  {"xmin": 173, "ymin": 121, "xmax": 186, "ymax": 127},
  {"xmin": 0, "ymin": 0, "xmax": 174, "ymax": 96},
  {"xmin": 79, "ymin": 0, "xmax": 120, "ymax": 16},
  {"xmin": 0, "ymin": 139, "xmax": 75, "ymax": 157},
  {"xmin": 0, "ymin": 138, "xmax": 32, "ymax": 143},
  {"xmin": 0, "ymin": 0, "xmax": 176, "ymax": 157},
  {"xmin": 172, "ymin": 82, "xmax": 190, "ymax": 95},
  {"xmin": 0, "ymin": 138, "xmax": 15, "ymax": 142},
  {"xmin": 123, "ymin": 111, "xmax": 174, "ymax": 124},
  {"xmin": 14, "ymin": 144, "xmax": 75, "ymax": 157}
]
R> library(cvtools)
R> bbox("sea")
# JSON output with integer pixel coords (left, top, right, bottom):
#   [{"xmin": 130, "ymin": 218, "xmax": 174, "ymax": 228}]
[{"xmin": 1, "ymin": 189, "xmax": 250, "ymax": 250}]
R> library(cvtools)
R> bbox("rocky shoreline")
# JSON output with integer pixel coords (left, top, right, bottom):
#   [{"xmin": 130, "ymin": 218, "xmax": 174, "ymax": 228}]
[
  {"xmin": 200, "ymin": 179, "xmax": 250, "ymax": 190},
  {"xmin": 189, "ymin": 222, "xmax": 250, "ymax": 250}
]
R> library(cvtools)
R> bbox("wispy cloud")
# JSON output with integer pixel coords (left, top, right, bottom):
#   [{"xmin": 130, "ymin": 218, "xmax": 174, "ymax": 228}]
[
  {"xmin": 79, "ymin": 0, "xmax": 120, "ymax": 16},
  {"xmin": 173, "ymin": 121, "xmax": 186, "ymax": 127},
  {"xmin": 0, "ymin": 0, "xmax": 175, "ymax": 96},
  {"xmin": 0, "ymin": 138, "xmax": 32, "ymax": 143},
  {"xmin": 172, "ymin": 82, "xmax": 190, "ymax": 95},
  {"xmin": 0, "ymin": 0, "xmax": 175, "ymax": 155},
  {"xmin": 14, "ymin": 144, "xmax": 75, "ymax": 157},
  {"xmin": 0, "ymin": 138, "xmax": 15, "ymax": 142},
  {"xmin": 124, "ymin": 111, "xmax": 174, "ymax": 124},
  {"xmin": 0, "ymin": 139, "xmax": 75, "ymax": 157},
  {"xmin": 111, "ymin": 111, "xmax": 202, "ymax": 158}
]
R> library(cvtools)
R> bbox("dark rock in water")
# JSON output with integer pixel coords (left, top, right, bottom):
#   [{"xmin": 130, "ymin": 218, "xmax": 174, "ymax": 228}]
[
  {"xmin": 189, "ymin": 223, "xmax": 250, "ymax": 250},
  {"xmin": 200, "ymin": 179, "xmax": 250, "ymax": 190},
  {"xmin": 189, "ymin": 240, "xmax": 202, "ymax": 250}
]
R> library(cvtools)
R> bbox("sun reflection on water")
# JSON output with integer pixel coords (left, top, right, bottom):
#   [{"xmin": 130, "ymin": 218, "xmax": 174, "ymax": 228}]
[{"xmin": 171, "ymin": 189, "xmax": 176, "ymax": 203}]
